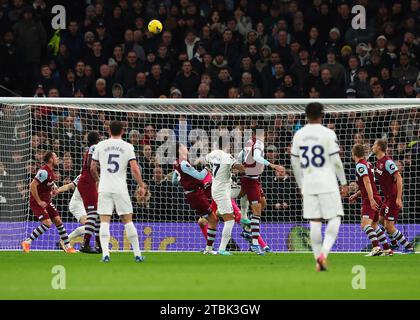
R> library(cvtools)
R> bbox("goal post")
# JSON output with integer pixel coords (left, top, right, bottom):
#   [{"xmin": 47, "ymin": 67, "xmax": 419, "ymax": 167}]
[{"xmin": 0, "ymin": 98, "xmax": 419, "ymax": 252}]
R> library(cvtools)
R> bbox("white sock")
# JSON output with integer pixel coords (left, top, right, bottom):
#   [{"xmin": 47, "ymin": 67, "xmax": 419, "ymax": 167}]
[
  {"xmin": 68, "ymin": 226, "xmax": 85, "ymax": 240},
  {"xmin": 310, "ymin": 221, "xmax": 323, "ymax": 259},
  {"xmin": 99, "ymin": 222, "xmax": 110, "ymax": 258},
  {"xmin": 124, "ymin": 222, "xmax": 141, "ymax": 257},
  {"xmin": 240, "ymin": 196, "xmax": 248, "ymax": 220},
  {"xmin": 322, "ymin": 216, "xmax": 341, "ymax": 258},
  {"xmin": 219, "ymin": 219, "xmax": 234, "ymax": 251}
]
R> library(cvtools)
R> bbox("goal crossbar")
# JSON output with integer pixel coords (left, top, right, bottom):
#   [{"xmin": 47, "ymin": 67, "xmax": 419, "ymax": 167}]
[{"xmin": 1, "ymin": 98, "xmax": 419, "ymax": 115}]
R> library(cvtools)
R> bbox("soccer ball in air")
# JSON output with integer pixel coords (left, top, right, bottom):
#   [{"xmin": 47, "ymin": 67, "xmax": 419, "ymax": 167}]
[{"xmin": 148, "ymin": 20, "xmax": 163, "ymax": 34}]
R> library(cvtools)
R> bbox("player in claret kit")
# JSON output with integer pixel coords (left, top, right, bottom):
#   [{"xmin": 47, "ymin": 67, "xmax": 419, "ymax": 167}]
[
  {"xmin": 78, "ymin": 131, "xmax": 101, "ymax": 253},
  {"xmin": 21, "ymin": 151, "xmax": 76, "ymax": 253},
  {"xmin": 372, "ymin": 139, "xmax": 415, "ymax": 254},
  {"xmin": 172, "ymin": 142, "xmax": 218, "ymax": 254},
  {"xmin": 349, "ymin": 144, "xmax": 392, "ymax": 256},
  {"xmin": 237, "ymin": 126, "xmax": 282, "ymax": 255}
]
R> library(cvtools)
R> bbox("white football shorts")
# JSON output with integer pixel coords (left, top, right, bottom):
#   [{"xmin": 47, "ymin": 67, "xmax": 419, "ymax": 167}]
[
  {"xmin": 303, "ymin": 191, "xmax": 344, "ymax": 220},
  {"xmin": 97, "ymin": 192, "xmax": 133, "ymax": 216},
  {"xmin": 212, "ymin": 185, "xmax": 234, "ymax": 215},
  {"xmin": 69, "ymin": 189, "xmax": 87, "ymax": 222}
]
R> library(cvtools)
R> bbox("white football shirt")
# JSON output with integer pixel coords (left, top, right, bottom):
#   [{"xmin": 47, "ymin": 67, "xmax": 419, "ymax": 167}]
[
  {"xmin": 291, "ymin": 124, "xmax": 342, "ymax": 195},
  {"xmin": 205, "ymin": 149, "xmax": 236, "ymax": 189},
  {"xmin": 92, "ymin": 138, "xmax": 136, "ymax": 194}
]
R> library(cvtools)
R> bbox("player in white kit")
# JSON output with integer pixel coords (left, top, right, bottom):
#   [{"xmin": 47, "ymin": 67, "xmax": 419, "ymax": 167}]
[
  {"xmin": 205, "ymin": 138, "xmax": 245, "ymax": 255},
  {"xmin": 54, "ymin": 175, "xmax": 88, "ymax": 243},
  {"xmin": 90, "ymin": 120, "xmax": 146, "ymax": 263},
  {"xmin": 291, "ymin": 103, "xmax": 349, "ymax": 271}
]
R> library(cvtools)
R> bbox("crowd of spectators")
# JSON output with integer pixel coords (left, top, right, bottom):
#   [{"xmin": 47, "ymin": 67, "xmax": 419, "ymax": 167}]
[
  {"xmin": 0, "ymin": 0, "xmax": 419, "ymax": 99},
  {"xmin": 0, "ymin": 104, "xmax": 418, "ymax": 223}
]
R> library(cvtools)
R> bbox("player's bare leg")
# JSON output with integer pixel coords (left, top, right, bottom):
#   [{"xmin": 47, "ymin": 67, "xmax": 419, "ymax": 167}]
[
  {"xmin": 22, "ymin": 218, "xmax": 53, "ymax": 253},
  {"xmin": 121, "ymin": 214, "xmax": 144, "ymax": 262},
  {"xmin": 384, "ymin": 220, "xmax": 414, "ymax": 254},
  {"xmin": 239, "ymin": 191, "xmax": 251, "ymax": 225},
  {"xmin": 197, "ymin": 216, "xmax": 209, "ymax": 240},
  {"xmin": 53, "ymin": 216, "xmax": 77, "ymax": 253},
  {"xmin": 318, "ymin": 216, "xmax": 341, "ymax": 270},
  {"xmin": 99, "ymin": 214, "xmax": 112, "ymax": 262},
  {"xmin": 68, "ymin": 215, "xmax": 86, "ymax": 242},
  {"xmin": 218, "ymin": 213, "xmax": 235, "ymax": 256},
  {"xmin": 309, "ymin": 218, "xmax": 324, "ymax": 270},
  {"xmin": 310, "ymin": 216, "xmax": 341, "ymax": 272},
  {"xmin": 204, "ymin": 211, "xmax": 218, "ymax": 254},
  {"xmin": 238, "ymin": 190, "xmax": 251, "ymax": 226},
  {"xmin": 361, "ymin": 217, "xmax": 382, "ymax": 256}
]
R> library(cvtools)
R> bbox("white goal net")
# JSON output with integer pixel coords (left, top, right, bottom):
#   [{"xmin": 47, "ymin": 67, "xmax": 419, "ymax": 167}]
[{"xmin": 0, "ymin": 98, "xmax": 419, "ymax": 252}]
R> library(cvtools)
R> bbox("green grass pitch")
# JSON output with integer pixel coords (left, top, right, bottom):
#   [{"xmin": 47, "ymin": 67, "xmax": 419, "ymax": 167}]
[{"xmin": 1, "ymin": 251, "xmax": 419, "ymax": 300}]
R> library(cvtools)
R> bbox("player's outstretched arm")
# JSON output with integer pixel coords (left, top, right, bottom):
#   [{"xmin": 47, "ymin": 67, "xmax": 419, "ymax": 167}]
[
  {"xmin": 253, "ymin": 148, "xmax": 281, "ymax": 172},
  {"xmin": 55, "ymin": 182, "xmax": 75, "ymax": 195}
]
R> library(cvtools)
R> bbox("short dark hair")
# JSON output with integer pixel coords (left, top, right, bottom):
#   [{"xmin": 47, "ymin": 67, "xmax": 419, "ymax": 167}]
[
  {"xmin": 87, "ymin": 131, "xmax": 100, "ymax": 146},
  {"xmin": 43, "ymin": 151, "xmax": 55, "ymax": 163},
  {"xmin": 375, "ymin": 139, "xmax": 387, "ymax": 152},
  {"xmin": 352, "ymin": 144, "xmax": 366, "ymax": 158},
  {"xmin": 219, "ymin": 66, "xmax": 230, "ymax": 73},
  {"xmin": 109, "ymin": 120, "xmax": 124, "ymax": 136},
  {"xmin": 305, "ymin": 102, "xmax": 324, "ymax": 121}
]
